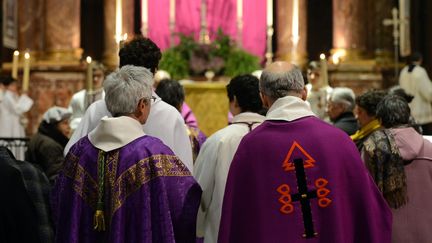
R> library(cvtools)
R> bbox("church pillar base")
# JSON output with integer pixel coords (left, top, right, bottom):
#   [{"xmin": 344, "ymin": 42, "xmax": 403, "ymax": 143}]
[
  {"xmin": 44, "ymin": 48, "xmax": 83, "ymax": 63},
  {"xmin": 277, "ymin": 52, "xmax": 308, "ymax": 68}
]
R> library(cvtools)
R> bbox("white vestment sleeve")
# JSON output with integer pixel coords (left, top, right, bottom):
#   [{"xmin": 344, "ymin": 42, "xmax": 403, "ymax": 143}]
[
  {"xmin": 193, "ymin": 136, "xmax": 219, "ymax": 238},
  {"xmin": 418, "ymin": 69, "xmax": 432, "ymax": 102},
  {"xmin": 64, "ymin": 100, "xmax": 109, "ymax": 155},
  {"xmin": 14, "ymin": 94, "xmax": 33, "ymax": 115}
]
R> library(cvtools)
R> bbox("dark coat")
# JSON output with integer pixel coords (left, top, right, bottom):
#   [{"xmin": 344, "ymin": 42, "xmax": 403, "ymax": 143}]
[
  {"xmin": 25, "ymin": 132, "xmax": 64, "ymax": 181},
  {"xmin": 333, "ymin": 112, "xmax": 359, "ymax": 136}
]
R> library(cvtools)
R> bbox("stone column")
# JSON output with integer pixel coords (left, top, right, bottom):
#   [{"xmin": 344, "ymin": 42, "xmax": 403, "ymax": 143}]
[
  {"xmin": 18, "ymin": 0, "xmax": 44, "ymax": 57},
  {"xmin": 332, "ymin": 0, "xmax": 367, "ymax": 60},
  {"xmin": 103, "ymin": 0, "xmax": 134, "ymax": 69},
  {"xmin": 276, "ymin": 0, "xmax": 307, "ymax": 67},
  {"xmin": 45, "ymin": 0, "xmax": 82, "ymax": 62}
]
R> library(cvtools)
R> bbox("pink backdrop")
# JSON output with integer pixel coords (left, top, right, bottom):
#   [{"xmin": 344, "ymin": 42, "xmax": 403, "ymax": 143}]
[{"xmin": 145, "ymin": 0, "xmax": 266, "ymax": 58}]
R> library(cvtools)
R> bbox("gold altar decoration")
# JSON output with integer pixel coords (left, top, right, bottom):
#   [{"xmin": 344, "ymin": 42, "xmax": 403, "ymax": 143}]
[{"xmin": 183, "ymin": 81, "xmax": 229, "ymax": 136}]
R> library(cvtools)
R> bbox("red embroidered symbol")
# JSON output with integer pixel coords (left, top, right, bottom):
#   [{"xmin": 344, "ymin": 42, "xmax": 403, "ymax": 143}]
[
  {"xmin": 277, "ymin": 184, "xmax": 294, "ymax": 214},
  {"xmin": 315, "ymin": 178, "xmax": 332, "ymax": 208},
  {"xmin": 282, "ymin": 141, "xmax": 316, "ymax": 171}
]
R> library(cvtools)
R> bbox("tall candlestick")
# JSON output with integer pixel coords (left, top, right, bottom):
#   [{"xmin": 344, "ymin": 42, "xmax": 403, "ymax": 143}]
[
  {"xmin": 86, "ymin": 56, "xmax": 93, "ymax": 92},
  {"xmin": 200, "ymin": 0, "xmax": 209, "ymax": 44},
  {"xmin": 267, "ymin": 0, "xmax": 273, "ymax": 27},
  {"xmin": 170, "ymin": 0, "xmax": 176, "ymax": 46},
  {"xmin": 141, "ymin": 0, "xmax": 148, "ymax": 36},
  {"xmin": 12, "ymin": 51, "xmax": 19, "ymax": 79},
  {"xmin": 22, "ymin": 52, "xmax": 30, "ymax": 92},
  {"xmin": 237, "ymin": 0, "xmax": 243, "ymax": 46},
  {"xmin": 320, "ymin": 53, "xmax": 329, "ymax": 86},
  {"xmin": 115, "ymin": 0, "xmax": 122, "ymax": 43}
]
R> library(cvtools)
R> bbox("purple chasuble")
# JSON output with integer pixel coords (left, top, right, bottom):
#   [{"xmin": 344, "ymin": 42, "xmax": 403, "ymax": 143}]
[
  {"xmin": 52, "ymin": 135, "xmax": 202, "ymax": 243},
  {"xmin": 218, "ymin": 117, "xmax": 392, "ymax": 243}
]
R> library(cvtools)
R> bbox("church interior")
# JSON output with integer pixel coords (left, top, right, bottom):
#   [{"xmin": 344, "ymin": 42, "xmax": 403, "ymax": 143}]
[
  {"xmin": 2, "ymin": 1, "xmax": 432, "ymax": 242},
  {"xmin": 1, "ymin": 0, "xmax": 432, "ymax": 136}
]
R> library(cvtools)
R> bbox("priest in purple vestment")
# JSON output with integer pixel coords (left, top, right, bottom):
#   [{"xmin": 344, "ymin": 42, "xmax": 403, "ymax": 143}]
[
  {"xmin": 52, "ymin": 65, "xmax": 202, "ymax": 243},
  {"xmin": 218, "ymin": 62, "xmax": 392, "ymax": 243}
]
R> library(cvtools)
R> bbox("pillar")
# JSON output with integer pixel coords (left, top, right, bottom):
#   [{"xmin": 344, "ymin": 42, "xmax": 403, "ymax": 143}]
[
  {"xmin": 276, "ymin": 0, "xmax": 307, "ymax": 67},
  {"xmin": 45, "ymin": 0, "xmax": 82, "ymax": 62},
  {"xmin": 332, "ymin": 0, "xmax": 367, "ymax": 60}
]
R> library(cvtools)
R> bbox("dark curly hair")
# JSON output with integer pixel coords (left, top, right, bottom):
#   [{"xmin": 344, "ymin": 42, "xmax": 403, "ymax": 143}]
[
  {"xmin": 376, "ymin": 95, "xmax": 410, "ymax": 128},
  {"xmin": 119, "ymin": 36, "xmax": 162, "ymax": 74},
  {"xmin": 388, "ymin": 86, "xmax": 414, "ymax": 103},
  {"xmin": 155, "ymin": 79, "xmax": 185, "ymax": 111},
  {"xmin": 355, "ymin": 90, "xmax": 387, "ymax": 117},
  {"xmin": 227, "ymin": 74, "xmax": 262, "ymax": 113},
  {"xmin": 0, "ymin": 75, "xmax": 16, "ymax": 86}
]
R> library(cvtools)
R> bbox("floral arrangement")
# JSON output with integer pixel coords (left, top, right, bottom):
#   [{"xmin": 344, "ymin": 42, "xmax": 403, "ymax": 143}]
[{"xmin": 159, "ymin": 29, "xmax": 260, "ymax": 80}]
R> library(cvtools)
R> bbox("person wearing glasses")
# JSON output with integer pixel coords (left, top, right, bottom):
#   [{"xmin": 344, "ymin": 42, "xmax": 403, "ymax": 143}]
[
  {"xmin": 64, "ymin": 37, "xmax": 193, "ymax": 173},
  {"xmin": 52, "ymin": 65, "xmax": 201, "ymax": 242}
]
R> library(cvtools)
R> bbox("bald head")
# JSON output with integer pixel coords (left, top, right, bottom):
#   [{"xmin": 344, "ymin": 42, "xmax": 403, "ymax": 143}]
[
  {"xmin": 260, "ymin": 61, "xmax": 305, "ymax": 101},
  {"xmin": 264, "ymin": 61, "xmax": 297, "ymax": 73}
]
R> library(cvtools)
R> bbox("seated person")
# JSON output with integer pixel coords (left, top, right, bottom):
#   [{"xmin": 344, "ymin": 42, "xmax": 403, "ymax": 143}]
[
  {"xmin": 363, "ymin": 95, "xmax": 432, "ymax": 242},
  {"xmin": 326, "ymin": 87, "xmax": 358, "ymax": 135},
  {"xmin": 155, "ymin": 79, "xmax": 206, "ymax": 162},
  {"xmin": 68, "ymin": 61, "xmax": 105, "ymax": 130},
  {"xmin": 25, "ymin": 106, "xmax": 71, "ymax": 182},
  {"xmin": 52, "ymin": 65, "xmax": 201, "ymax": 242}
]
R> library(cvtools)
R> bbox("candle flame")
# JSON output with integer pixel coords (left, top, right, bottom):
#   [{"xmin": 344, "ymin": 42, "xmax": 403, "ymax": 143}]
[
  {"xmin": 123, "ymin": 33, "xmax": 128, "ymax": 41},
  {"xmin": 320, "ymin": 54, "xmax": 326, "ymax": 60},
  {"xmin": 24, "ymin": 52, "xmax": 30, "ymax": 59},
  {"xmin": 86, "ymin": 56, "xmax": 92, "ymax": 64},
  {"xmin": 14, "ymin": 50, "xmax": 19, "ymax": 56}
]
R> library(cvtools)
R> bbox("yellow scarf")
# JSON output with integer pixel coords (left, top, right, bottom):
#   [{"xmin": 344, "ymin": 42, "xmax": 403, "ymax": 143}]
[{"xmin": 350, "ymin": 119, "xmax": 381, "ymax": 141}]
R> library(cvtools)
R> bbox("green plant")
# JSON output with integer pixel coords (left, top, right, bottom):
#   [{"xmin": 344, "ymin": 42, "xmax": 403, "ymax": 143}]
[
  {"xmin": 159, "ymin": 48, "xmax": 189, "ymax": 80},
  {"xmin": 224, "ymin": 48, "xmax": 260, "ymax": 77}
]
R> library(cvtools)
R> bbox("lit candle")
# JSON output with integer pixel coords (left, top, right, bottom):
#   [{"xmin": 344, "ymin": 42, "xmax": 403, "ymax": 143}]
[
  {"xmin": 237, "ymin": 0, "xmax": 243, "ymax": 20},
  {"xmin": 267, "ymin": 0, "xmax": 273, "ymax": 26},
  {"xmin": 22, "ymin": 52, "xmax": 30, "ymax": 92},
  {"xmin": 86, "ymin": 56, "xmax": 93, "ymax": 92},
  {"xmin": 120, "ymin": 33, "xmax": 128, "ymax": 49},
  {"xmin": 320, "ymin": 53, "xmax": 329, "ymax": 86},
  {"xmin": 292, "ymin": 0, "xmax": 299, "ymax": 42},
  {"xmin": 12, "ymin": 51, "xmax": 19, "ymax": 79},
  {"xmin": 115, "ymin": 0, "xmax": 122, "ymax": 43},
  {"xmin": 141, "ymin": 0, "xmax": 148, "ymax": 36},
  {"xmin": 170, "ymin": 0, "xmax": 175, "ymax": 25}
]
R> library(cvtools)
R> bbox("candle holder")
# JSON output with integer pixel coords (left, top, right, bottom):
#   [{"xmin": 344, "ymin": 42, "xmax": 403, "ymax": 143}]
[{"xmin": 265, "ymin": 26, "xmax": 274, "ymax": 66}]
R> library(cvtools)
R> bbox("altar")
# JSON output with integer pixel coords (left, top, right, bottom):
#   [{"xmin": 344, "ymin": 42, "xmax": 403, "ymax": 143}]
[{"xmin": 183, "ymin": 81, "xmax": 229, "ymax": 136}]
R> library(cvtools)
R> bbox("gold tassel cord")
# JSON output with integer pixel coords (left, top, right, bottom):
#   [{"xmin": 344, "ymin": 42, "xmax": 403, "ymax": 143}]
[
  {"xmin": 94, "ymin": 150, "xmax": 106, "ymax": 231},
  {"xmin": 93, "ymin": 209, "xmax": 106, "ymax": 231}
]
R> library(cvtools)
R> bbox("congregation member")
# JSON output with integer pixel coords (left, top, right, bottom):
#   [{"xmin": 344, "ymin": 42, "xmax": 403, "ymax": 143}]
[
  {"xmin": 218, "ymin": 62, "xmax": 391, "ymax": 243},
  {"xmin": 326, "ymin": 87, "xmax": 358, "ymax": 135},
  {"xmin": 399, "ymin": 52, "xmax": 432, "ymax": 135},
  {"xmin": 193, "ymin": 74, "xmax": 265, "ymax": 243},
  {"xmin": 351, "ymin": 90, "xmax": 386, "ymax": 152},
  {"xmin": 389, "ymin": 85, "xmax": 423, "ymax": 134},
  {"xmin": 363, "ymin": 95, "xmax": 432, "ymax": 243},
  {"xmin": 68, "ymin": 62, "xmax": 105, "ymax": 131},
  {"xmin": 64, "ymin": 36, "xmax": 193, "ymax": 172},
  {"xmin": 155, "ymin": 79, "xmax": 206, "ymax": 161},
  {"xmin": 26, "ymin": 106, "xmax": 71, "ymax": 183},
  {"xmin": 52, "ymin": 65, "xmax": 201, "ymax": 243}
]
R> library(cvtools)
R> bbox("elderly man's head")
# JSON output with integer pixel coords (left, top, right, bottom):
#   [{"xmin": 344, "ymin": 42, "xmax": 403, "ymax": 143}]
[
  {"xmin": 259, "ymin": 62, "xmax": 306, "ymax": 108},
  {"xmin": 103, "ymin": 65, "xmax": 154, "ymax": 124},
  {"xmin": 327, "ymin": 87, "xmax": 355, "ymax": 122}
]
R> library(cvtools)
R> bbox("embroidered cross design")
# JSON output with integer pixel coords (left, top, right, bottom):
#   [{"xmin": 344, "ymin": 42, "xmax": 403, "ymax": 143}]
[{"xmin": 277, "ymin": 141, "xmax": 332, "ymax": 238}]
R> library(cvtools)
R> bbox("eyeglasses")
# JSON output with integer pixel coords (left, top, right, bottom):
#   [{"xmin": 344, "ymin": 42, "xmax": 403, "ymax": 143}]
[{"xmin": 140, "ymin": 96, "xmax": 157, "ymax": 104}]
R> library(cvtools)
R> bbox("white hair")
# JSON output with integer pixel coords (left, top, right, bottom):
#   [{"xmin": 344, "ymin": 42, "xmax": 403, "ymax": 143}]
[
  {"xmin": 103, "ymin": 65, "xmax": 153, "ymax": 116},
  {"xmin": 260, "ymin": 65, "xmax": 304, "ymax": 99},
  {"xmin": 330, "ymin": 87, "xmax": 356, "ymax": 111}
]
